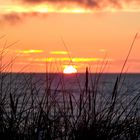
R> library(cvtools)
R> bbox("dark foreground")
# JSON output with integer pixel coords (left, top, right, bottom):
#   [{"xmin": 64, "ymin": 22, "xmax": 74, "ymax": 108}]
[{"xmin": 0, "ymin": 72, "xmax": 140, "ymax": 140}]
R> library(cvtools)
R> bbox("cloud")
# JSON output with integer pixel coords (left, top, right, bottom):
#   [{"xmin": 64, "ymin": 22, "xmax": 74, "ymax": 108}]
[
  {"xmin": 50, "ymin": 51, "xmax": 69, "ymax": 55},
  {"xmin": 0, "ymin": 12, "xmax": 47, "ymax": 25},
  {"xmin": 16, "ymin": 49, "xmax": 44, "ymax": 54},
  {"xmin": 21, "ymin": 0, "xmax": 140, "ymax": 9},
  {"xmin": 30, "ymin": 57, "xmax": 106, "ymax": 63},
  {"xmin": 22, "ymin": 0, "xmax": 98, "ymax": 7},
  {"xmin": 1, "ymin": 0, "xmax": 140, "ymax": 24},
  {"xmin": 0, "ymin": 13, "xmax": 21, "ymax": 25}
]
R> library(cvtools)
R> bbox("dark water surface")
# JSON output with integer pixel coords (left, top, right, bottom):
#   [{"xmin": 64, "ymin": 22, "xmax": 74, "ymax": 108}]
[
  {"xmin": 1, "ymin": 73, "xmax": 140, "ymax": 118},
  {"xmin": 2, "ymin": 73, "xmax": 140, "ymax": 94}
]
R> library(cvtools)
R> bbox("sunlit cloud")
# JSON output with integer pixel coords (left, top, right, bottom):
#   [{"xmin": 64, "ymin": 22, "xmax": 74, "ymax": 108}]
[
  {"xmin": 1, "ymin": 0, "xmax": 140, "ymax": 24},
  {"xmin": 20, "ymin": 0, "xmax": 140, "ymax": 12},
  {"xmin": 50, "ymin": 51, "xmax": 69, "ymax": 55},
  {"xmin": 16, "ymin": 49, "xmax": 44, "ymax": 54},
  {"xmin": 29, "ymin": 57, "xmax": 112, "ymax": 63},
  {"xmin": 0, "ymin": 3, "xmax": 92, "ymax": 14},
  {"xmin": 1, "ymin": 0, "xmax": 140, "ymax": 16}
]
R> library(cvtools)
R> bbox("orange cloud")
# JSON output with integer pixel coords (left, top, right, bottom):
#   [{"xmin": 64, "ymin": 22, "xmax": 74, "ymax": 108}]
[
  {"xmin": 16, "ymin": 49, "xmax": 44, "ymax": 54},
  {"xmin": 0, "ymin": 12, "xmax": 47, "ymax": 24},
  {"xmin": 21, "ymin": 0, "xmax": 140, "ymax": 11},
  {"xmin": 1, "ymin": 0, "xmax": 140, "ymax": 16},
  {"xmin": 29, "ymin": 57, "xmax": 112, "ymax": 63},
  {"xmin": 50, "ymin": 51, "xmax": 69, "ymax": 55},
  {"xmin": 1, "ymin": 4, "xmax": 92, "ymax": 15},
  {"xmin": 1, "ymin": 0, "xmax": 140, "ymax": 24}
]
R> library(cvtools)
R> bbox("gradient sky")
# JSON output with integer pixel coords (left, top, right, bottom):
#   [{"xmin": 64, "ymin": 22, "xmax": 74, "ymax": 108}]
[{"xmin": 0, "ymin": 0, "xmax": 140, "ymax": 73}]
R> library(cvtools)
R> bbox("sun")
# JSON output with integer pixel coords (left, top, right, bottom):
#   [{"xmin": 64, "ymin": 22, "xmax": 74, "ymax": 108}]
[{"xmin": 63, "ymin": 65, "xmax": 77, "ymax": 74}]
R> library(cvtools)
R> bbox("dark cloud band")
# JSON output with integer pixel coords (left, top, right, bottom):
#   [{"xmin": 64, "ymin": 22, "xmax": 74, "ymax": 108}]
[
  {"xmin": 0, "ymin": 12, "xmax": 47, "ymax": 25},
  {"xmin": 21, "ymin": 0, "xmax": 140, "ymax": 8},
  {"xmin": 0, "ymin": 0, "xmax": 139, "ymax": 25}
]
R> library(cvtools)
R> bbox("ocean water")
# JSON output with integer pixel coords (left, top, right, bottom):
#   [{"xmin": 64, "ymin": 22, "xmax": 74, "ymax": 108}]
[
  {"xmin": 1, "ymin": 73, "xmax": 140, "ymax": 116},
  {"xmin": 1, "ymin": 73, "xmax": 140, "ymax": 97}
]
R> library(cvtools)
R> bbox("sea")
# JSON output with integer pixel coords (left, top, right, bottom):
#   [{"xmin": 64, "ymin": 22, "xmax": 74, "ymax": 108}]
[
  {"xmin": 1, "ymin": 73, "xmax": 140, "ymax": 117},
  {"xmin": 5, "ymin": 73, "xmax": 139, "ymax": 94}
]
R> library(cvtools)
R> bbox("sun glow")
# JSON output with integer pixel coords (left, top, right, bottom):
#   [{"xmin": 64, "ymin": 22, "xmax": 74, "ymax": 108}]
[{"xmin": 63, "ymin": 65, "xmax": 77, "ymax": 74}]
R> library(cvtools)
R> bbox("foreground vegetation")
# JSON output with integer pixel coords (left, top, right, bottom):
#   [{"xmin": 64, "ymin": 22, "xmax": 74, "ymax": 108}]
[{"xmin": 0, "ymin": 70, "xmax": 139, "ymax": 140}]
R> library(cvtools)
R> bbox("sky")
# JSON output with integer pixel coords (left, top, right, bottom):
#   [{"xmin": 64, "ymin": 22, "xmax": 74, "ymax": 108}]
[{"xmin": 0, "ymin": 0, "xmax": 140, "ymax": 73}]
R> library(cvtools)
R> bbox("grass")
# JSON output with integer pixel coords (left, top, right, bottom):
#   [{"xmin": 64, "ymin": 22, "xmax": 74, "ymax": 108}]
[
  {"xmin": 1, "ymin": 72, "xmax": 140, "ymax": 140},
  {"xmin": 0, "ymin": 34, "xmax": 140, "ymax": 139}
]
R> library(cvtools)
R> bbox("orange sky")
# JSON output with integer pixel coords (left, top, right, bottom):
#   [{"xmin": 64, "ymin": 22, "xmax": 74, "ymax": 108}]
[{"xmin": 0, "ymin": 0, "xmax": 140, "ymax": 73}]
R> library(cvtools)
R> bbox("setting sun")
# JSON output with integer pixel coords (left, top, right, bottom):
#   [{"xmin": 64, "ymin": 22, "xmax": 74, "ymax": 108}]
[{"xmin": 63, "ymin": 65, "xmax": 77, "ymax": 74}]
